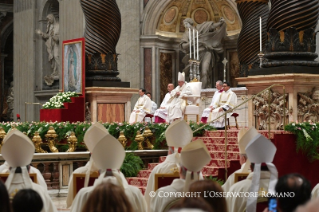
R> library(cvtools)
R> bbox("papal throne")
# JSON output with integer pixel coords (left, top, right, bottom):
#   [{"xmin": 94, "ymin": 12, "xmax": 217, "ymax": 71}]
[{"xmin": 184, "ymin": 79, "xmax": 202, "ymax": 122}]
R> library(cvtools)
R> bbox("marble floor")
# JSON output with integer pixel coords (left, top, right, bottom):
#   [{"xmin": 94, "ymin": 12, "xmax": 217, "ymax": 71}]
[{"xmin": 48, "ymin": 189, "xmax": 70, "ymax": 212}]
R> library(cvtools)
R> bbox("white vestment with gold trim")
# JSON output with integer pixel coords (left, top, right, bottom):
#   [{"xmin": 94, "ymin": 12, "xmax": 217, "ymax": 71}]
[{"xmin": 129, "ymin": 95, "xmax": 152, "ymax": 124}]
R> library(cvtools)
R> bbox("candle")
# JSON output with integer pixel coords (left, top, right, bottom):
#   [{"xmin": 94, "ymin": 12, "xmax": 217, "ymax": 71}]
[
  {"xmin": 260, "ymin": 16, "xmax": 262, "ymax": 52},
  {"xmin": 189, "ymin": 28, "xmax": 192, "ymax": 59},
  {"xmin": 197, "ymin": 30, "xmax": 199, "ymax": 60},
  {"xmin": 193, "ymin": 29, "xmax": 196, "ymax": 60}
]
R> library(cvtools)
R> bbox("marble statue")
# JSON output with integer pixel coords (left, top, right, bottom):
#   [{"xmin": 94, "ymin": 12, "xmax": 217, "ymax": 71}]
[
  {"xmin": 36, "ymin": 13, "xmax": 60, "ymax": 86},
  {"xmin": 180, "ymin": 17, "xmax": 227, "ymax": 88}
]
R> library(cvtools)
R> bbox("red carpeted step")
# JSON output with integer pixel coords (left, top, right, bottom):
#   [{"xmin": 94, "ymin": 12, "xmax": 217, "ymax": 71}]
[
  {"xmin": 126, "ymin": 177, "xmax": 148, "ymax": 187},
  {"xmin": 137, "ymin": 170, "xmax": 152, "ymax": 178},
  {"xmin": 148, "ymin": 163, "xmax": 159, "ymax": 170},
  {"xmin": 205, "ymin": 144, "xmax": 239, "ymax": 152},
  {"xmin": 210, "ymin": 151, "xmax": 240, "ymax": 160},
  {"xmin": 194, "ymin": 137, "xmax": 238, "ymax": 144},
  {"xmin": 204, "ymin": 130, "xmax": 239, "ymax": 137}
]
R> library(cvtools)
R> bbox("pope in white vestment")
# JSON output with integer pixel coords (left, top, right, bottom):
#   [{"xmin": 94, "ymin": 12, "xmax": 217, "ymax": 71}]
[
  {"xmin": 71, "ymin": 132, "xmax": 146, "ymax": 212},
  {"xmin": 200, "ymin": 80, "xmax": 223, "ymax": 123},
  {"xmin": 129, "ymin": 89, "xmax": 152, "ymax": 124},
  {"xmin": 145, "ymin": 120, "xmax": 193, "ymax": 211},
  {"xmin": 167, "ymin": 72, "xmax": 192, "ymax": 123},
  {"xmin": 2, "ymin": 130, "xmax": 57, "ymax": 212},
  {"xmin": 150, "ymin": 140, "xmax": 211, "ymax": 212},
  {"xmin": 0, "ymin": 161, "xmax": 47, "ymax": 190},
  {"xmin": 208, "ymin": 82, "xmax": 237, "ymax": 128},
  {"xmin": 154, "ymin": 83, "xmax": 175, "ymax": 123}
]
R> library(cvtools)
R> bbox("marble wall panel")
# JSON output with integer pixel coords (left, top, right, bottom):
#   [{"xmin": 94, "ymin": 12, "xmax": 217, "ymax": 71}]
[
  {"xmin": 160, "ymin": 52, "xmax": 173, "ymax": 102},
  {"xmin": 144, "ymin": 48, "xmax": 152, "ymax": 92}
]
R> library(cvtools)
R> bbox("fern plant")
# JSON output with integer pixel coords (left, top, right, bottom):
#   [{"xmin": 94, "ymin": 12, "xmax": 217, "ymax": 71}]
[{"xmin": 120, "ymin": 153, "xmax": 144, "ymax": 177}]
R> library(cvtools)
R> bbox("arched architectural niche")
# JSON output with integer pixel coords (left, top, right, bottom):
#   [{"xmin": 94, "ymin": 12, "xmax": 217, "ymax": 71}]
[{"xmin": 1, "ymin": 20, "xmax": 13, "ymax": 52}]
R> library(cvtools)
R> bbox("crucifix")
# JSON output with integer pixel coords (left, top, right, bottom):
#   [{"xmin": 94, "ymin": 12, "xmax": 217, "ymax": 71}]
[{"xmin": 222, "ymin": 57, "xmax": 228, "ymax": 82}]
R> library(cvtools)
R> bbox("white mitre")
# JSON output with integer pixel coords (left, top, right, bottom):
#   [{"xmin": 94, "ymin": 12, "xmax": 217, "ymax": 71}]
[
  {"xmin": 245, "ymin": 133, "xmax": 278, "ymax": 212},
  {"xmin": 178, "ymin": 72, "xmax": 185, "ymax": 82},
  {"xmin": 83, "ymin": 122, "xmax": 109, "ymax": 186},
  {"xmin": 180, "ymin": 139, "xmax": 211, "ymax": 192},
  {"xmin": 165, "ymin": 120, "xmax": 193, "ymax": 153},
  {"xmin": 238, "ymin": 127, "xmax": 259, "ymax": 172},
  {"xmin": 2, "ymin": 130, "xmax": 35, "ymax": 190},
  {"xmin": 91, "ymin": 133, "xmax": 125, "ymax": 187}
]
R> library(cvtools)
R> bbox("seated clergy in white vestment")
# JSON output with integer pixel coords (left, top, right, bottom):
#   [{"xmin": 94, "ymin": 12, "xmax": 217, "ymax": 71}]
[
  {"xmin": 66, "ymin": 122, "xmax": 128, "ymax": 208},
  {"xmin": 0, "ymin": 161, "xmax": 47, "ymax": 190},
  {"xmin": 200, "ymin": 80, "xmax": 223, "ymax": 123},
  {"xmin": 144, "ymin": 120, "xmax": 193, "ymax": 211},
  {"xmin": 129, "ymin": 88, "xmax": 152, "ymax": 124},
  {"xmin": 222, "ymin": 127, "xmax": 258, "ymax": 192},
  {"xmin": 154, "ymin": 83, "xmax": 175, "ymax": 123},
  {"xmin": 150, "ymin": 140, "xmax": 211, "ymax": 212},
  {"xmin": 71, "ymin": 133, "xmax": 146, "ymax": 212},
  {"xmin": 207, "ymin": 81, "xmax": 237, "ymax": 129},
  {"xmin": 167, "ymin": 72, "xmax": 192, "ymax": 123},
  {"xmin": 226, "ymin": 133, "xmax": 278, "ymax": 212},
  {"xmin": 2, "ymin": 130, "xmax": 57, "ymax": 212}
]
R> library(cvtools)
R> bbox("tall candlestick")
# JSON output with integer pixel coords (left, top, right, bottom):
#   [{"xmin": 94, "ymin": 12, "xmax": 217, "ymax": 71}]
[
  {"xmin": 260, "ymin": 16, "xmax": 262, "ymax": 52},
  {"xmin": 197, "ymin": 30, "xmax": 199, "ymax": 60},
  {"xmin": 193, "ymin": 29, "xmax": 196, "ymax": 60},
  {"xmin": 189, "ymin": 28, "xmax": 192, "ymax": 59}
]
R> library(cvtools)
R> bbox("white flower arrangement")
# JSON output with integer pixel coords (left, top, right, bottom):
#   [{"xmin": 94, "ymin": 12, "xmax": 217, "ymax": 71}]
[{"xmin": 42, "ymin": 91, "xmax": 79, "ymax": 109}]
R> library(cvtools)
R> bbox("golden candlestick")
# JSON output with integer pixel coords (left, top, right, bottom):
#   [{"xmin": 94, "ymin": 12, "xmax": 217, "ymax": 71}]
[
  {"xmin": 135, "ymin": 131, "xmax": 144, "ymax": 150},
  {"xmin": 143, "ymin": 126, "xmax": 153, "ymax": 150},
  {"xmin": 45, "ymin": 126, "xmax": 59, "ymax": 153},
  {"xmin": 0, "ymin": 127, "xmax": 6, "ymax": 153},
  {"xmin": 32, "ymin": 131, "xmax": 47, "ymax": 153},
  {"xmin": 66, "ymin": 132, "xmax": 77, "ymax": 152},
  {"xmin": 118, "ymin": 131, "xmax": 127, "ymax": 148}
]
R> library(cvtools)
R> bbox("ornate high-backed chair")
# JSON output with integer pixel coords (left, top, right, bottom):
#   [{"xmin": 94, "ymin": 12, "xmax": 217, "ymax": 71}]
[
  {"xmin": 234, "ymin": 172, "xmax": 250, "ymax": 183},
  {"xmin": 154, "ymin": 172, "xmax": 180, "ymax": 191},
  {"xmin": 0, "ymin": 173, "xmax": 38, "ymax": 184},
  {"xmin": 73, "ymin": 172, "xmax": 99, "ymax": 198},
  {"xmin": 184, "ymin": 80, "xmax": 202, "ymax": 122}
]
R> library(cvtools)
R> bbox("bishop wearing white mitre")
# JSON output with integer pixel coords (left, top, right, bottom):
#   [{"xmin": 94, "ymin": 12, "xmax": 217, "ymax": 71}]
[
  {"xmin": 226, "ymin": 132, "xmax": 278, "ymax": 212},
  {"xmin": 167, "ymin": 72, "xmax": 192, "ymax": 123},
  {"xmin": 150, "ymin": 139, "xmax": 211, "ymax": 212},
  {"xmin": 2, "ymin": 129, "xmax": 57, "ymax": 212},
  {"xmin": 129, "ymin": 88, "xmax": 152, "ymax": 124},
  {"xmin": 70, "ymin": 131, "xmax": 146, "ymax": 212},
  {"xmin": 144, "ymin": 120, "xmax": 193, "ymax": 211}
]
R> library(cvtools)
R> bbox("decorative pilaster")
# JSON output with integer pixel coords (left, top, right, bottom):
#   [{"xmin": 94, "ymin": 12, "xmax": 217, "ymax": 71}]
[{"xmin": 236, "ymin": 0, "xmax": 269, "ymax": 77}]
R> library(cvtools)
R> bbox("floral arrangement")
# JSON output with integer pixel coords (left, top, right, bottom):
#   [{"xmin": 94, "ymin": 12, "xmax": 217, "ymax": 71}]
[
  {"xmin": 284, "ymin": 121, "xmax": 319, "ymax": 161},
  {"xmin": 42, "ymin": 92, "xmax": 79, "ymax": 109},
  {"xmin": 0, "ymin": 121, "xmax": 215, "ymax": 151}
]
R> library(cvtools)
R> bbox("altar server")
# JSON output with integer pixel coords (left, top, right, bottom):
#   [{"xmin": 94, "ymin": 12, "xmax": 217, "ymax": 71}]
[
  {"xmin": 150, "ymin": 139, "xmax": 211, "ymax": 212},
  {"xmin": 167, "ymin": 72, "xmax": 192, "ymax": 123},
  {"xmin": 208, "ymin": 81, "xmax": 237, "ymax": 129},
  {"xmin": 145, "ymin": 120, "xmax": 193, "ymax": 211},
  {"xmin": 200, "ymin": 80, "xmax": 223, "ymax": 123},
  {"xmin": 154, "ymin": 83, "xmax": 175, "ymax": 123},
  {"xmin": 226, "ymin": 133, "xmax": 278, "ymax": 212},
  {"xmin": 129, "ymin": 88, "xmax": 152, "ymax": 124},
  {"xmin": 222, "ymin": 127, "xmax": 257, "ymax": 192},
  {"xmin": 71, "ymin": 133, "xmax": 146, "ymax": 212},
  {"xmin": 2, "ymin": 130, "xmax": 57, "ymax": 212}
]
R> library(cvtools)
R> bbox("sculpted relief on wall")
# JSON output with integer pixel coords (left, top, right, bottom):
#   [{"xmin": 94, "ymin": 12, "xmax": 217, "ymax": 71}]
[{"xmin": 297, "ymin": 88, "xmax": 319, "ymax": 123}]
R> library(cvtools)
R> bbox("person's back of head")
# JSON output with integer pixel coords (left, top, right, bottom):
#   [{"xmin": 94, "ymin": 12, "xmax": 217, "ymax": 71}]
[
  {"xmin": 171, "ymin": 197, "xmax": 214, "ymax": 212},
  {"xmin": 12, "ymin": 189, "xmax": 43, "ymax": 212},
  {"xmin": 0, "ymin": 180, "xmax": 11, "ymax": 212},
  {"xmin": 275, "ymin": 173, "xmax": 311, "ymax": 212},
  {"xmin": 189, "ymin": 179, "xmax": 227, "ymax": 212},
  {"xmin": 81, "ymin": 181, "xmax": 133, "ymax": 212}
]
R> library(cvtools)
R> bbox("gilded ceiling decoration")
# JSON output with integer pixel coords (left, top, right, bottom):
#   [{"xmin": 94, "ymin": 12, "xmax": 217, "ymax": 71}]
[{"xmin": 156, "ymin": 0, "xmax": 241, "ymax": 38}]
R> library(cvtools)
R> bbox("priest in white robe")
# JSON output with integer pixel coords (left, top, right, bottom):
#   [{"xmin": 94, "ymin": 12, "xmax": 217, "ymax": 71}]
[
  {"xmin": 0, "ymin": 161, "xmax": 47, "ymax": 190},
  {"xmin": 150, "ymin": 140, "xmax": 211, "ymax": 212},
  {"xmin": 208, "ymin": 81, "xmax": 237, "ymax": 129},
  {"xmin": 154, "ymin": 83, "xmax": 175, "ymax": 123},
  {"xmin": 200, "ymin": 80, "xmax": 223, "ymax": 123},
  {"xmin": 71, "ymin": 133, "xmax": 146, "ymax": 212},
  {"xmin": 2, "ymin": 130, "xmax": 57, "ymax": 212},
  {"xmin": 129, "ymin": 88, "xmax": 152, "ymax": 124},
  {"xmin": 222, "ymin": 127, "xmax": 257, "ymax": 192},
  {"xmin": 226, "ymin": 133, "xmax": 278, "ymax": 212},
  {"xmin": 167, "ymin": 72, "xmax": 192, "ymax": 123},
  {"xmin": 145, "ymin": 120, "xmax": 193, "ymax": 211}
]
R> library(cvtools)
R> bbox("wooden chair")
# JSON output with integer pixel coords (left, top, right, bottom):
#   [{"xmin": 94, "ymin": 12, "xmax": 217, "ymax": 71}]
[
  {"xmin": 227, "ymin": 113, "xmax": 239, "ymax": 129},
  {"xmin": 73, "ymin": 172, "xmax": 99, "ymax": 198},
  {"xmin": 184, "ymin": 81, "xmax": 202, "ymax": 122},
  {"xmin": 234, "ymin": 172, "xmax": 250, "ymax": 183},
  {"xmin": 0, "ymin": 173, "xmax": 38, "ymax": 184},
  {"xmin": 144, "ymin": 114, "xmax": 154, "ymax": 123},
  {"xmin": 154, "ymin": 172, "xmax": 180, "ymax": 191}
]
